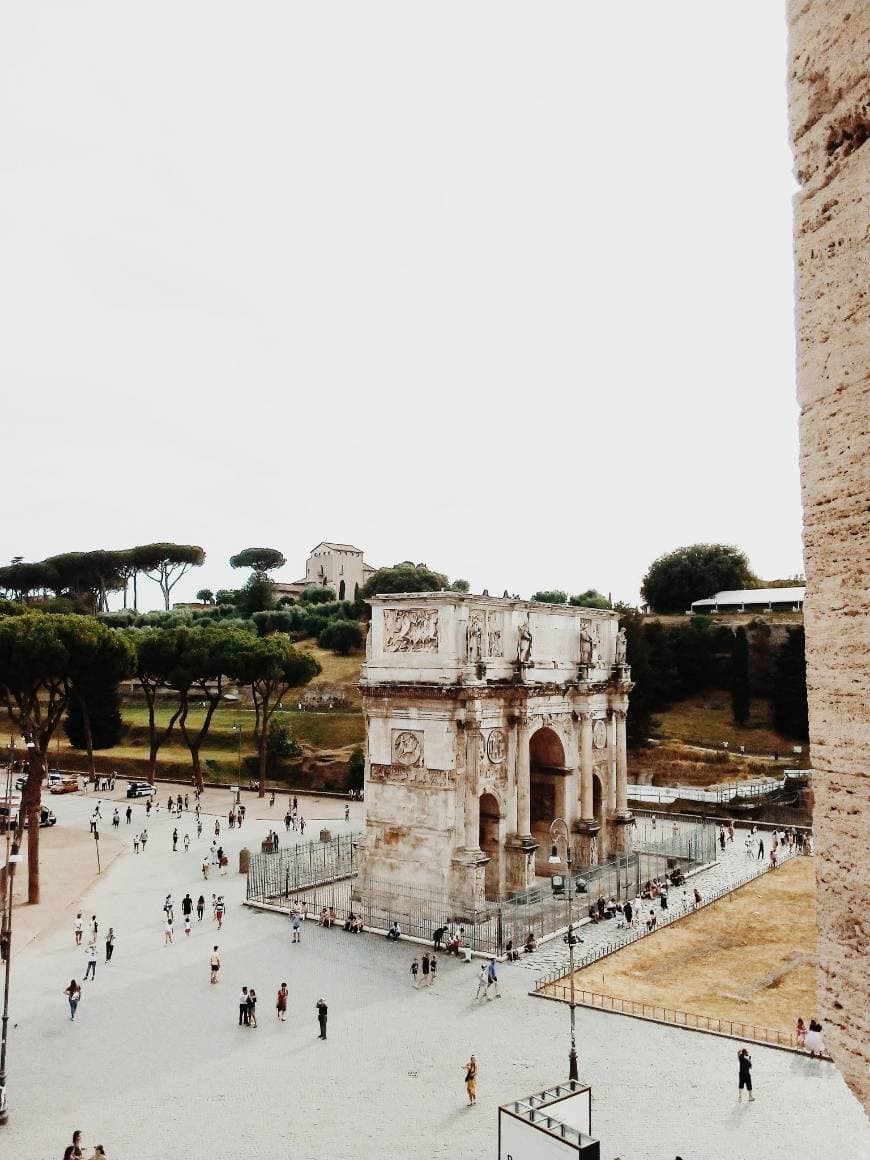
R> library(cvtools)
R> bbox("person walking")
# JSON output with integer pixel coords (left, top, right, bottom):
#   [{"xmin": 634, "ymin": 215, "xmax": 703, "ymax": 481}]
[
  {"xmin": 201, "ymin": 856, "xmax": 210, "ymax": 880},
  {"xmin": 172, "ymin": 828, "xmax": 179, "ymax": 852},
  {"xmin": 410, "ymin": 958, "xmax": 419, "ymax": 987},
  {"xmin": 184, "ymin": 915, "xmax": 192, "ymax": 937},
  {"xmin": 133, "ymin": 834, "xmax": 140, "ymax": 854},
  {"xmin": 210, "ymin": 946, "xmax": 220, "ymax": 984},
  {"xmin": 430, "ymin": 954, "xmax": 438, "ymax": 984},
  {"xmin": 140, "ymin": 828, "xmax": 148, "ymax": 850},
  {"xmin": 475, "ymin": 963, "xmax": 488, "ymax": 1001},
  {"xmin": 74, "ymin": 912, "xmax": 83, "ymax": 946},
  {"xmin": 737, "ymin": 1048, "xmax": 754, "ymax": 1101},
  {"xmin": 146, "ymin": 798, "xmax": 152, "ymax": 817},
  {"xmin": 463, "ymin": 1054, "xmax": 478, "ymax": 1106},
  {"xmin": 276, "ymin": 982, "xmax": 288, "ymax": 1021},
  {"xmin": 184, "ymin": 833, "xmax": 190, "ymax": 853},
  {"xmin": 64, "ymin": 979, "xmax": 82, "ymax": 1020},
  {"xmin": 486, "ymin": 957, "xmax": 501, "ymax": 999},
  {"xmin": 215, "ymin": 896, "xmax": 225, "ymax": 930},
  {"xmin": 214, "ymin": 819, "xmax": 220, "ymax": 838},
  {"xmin": 316, "ymin": 997, "xmax": 328, "ymax": 1039},
  {"xmin": 291, "ymin": 912, "xmax": 302, "ymax": 943},
  {"xmin": 90, "ymin": 915, "xmax": 99, "ymax": 942},
  {"xmin": 757, "ymin": 837, "xmax": 765, "ymax": 861},
  {"xmin": 197, "ymin": 895, "xmax": 205, "ymax": 922},
  {"xmin": 344, "ymin": 804, "xmax": 350, "ymax": 822},
  {"xmin": 239, "ymin": 987, "xmax": 250, "ymax": 1026},
  {"xmin": 164, "ymin": 894, "xmax": 174, "ymax": 924},
  {"xmin": 299, "ymin": 816, "xmax": 306, "ymax": 836},
  {"xmin": 84, "ymin": 943, "xmax": 97, "ymax": 980},
  {"xmin": 196, "ymin": 818, "xmax": 203, "ymax": 839},
  {"xmin": 112, "ymin": 808, "xmax": 119, "ymax": 830},
  {"xmin": 421, "ymin": 952, "xmax": 430, "ymax": 986},
  {"xmin": 105, "ymin": 928, "xmax": 115, "ymax": 962},
  {"xmin": 182, "ymin": 893, "xmax": 193, "ymax": 923},
  {"xmin": 164, "ymin": 920, "xmax": 173, "ymax": 946},
  {"xmin": 247, "ymin": 987, "xmax": 258, "ymax": 1027},
  {"xmin": 125, "ymin": 804, "xmax": 132, "ymax": 824}
]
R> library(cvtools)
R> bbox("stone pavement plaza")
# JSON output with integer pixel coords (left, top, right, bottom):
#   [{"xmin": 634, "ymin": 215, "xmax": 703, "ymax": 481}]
[{"xmin": 5, "ymin": 788, "xmax": 869, "ymax": 1160}]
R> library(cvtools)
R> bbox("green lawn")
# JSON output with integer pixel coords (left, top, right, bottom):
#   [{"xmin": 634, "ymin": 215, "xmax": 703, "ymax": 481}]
[{"xmin": 656, "ymin": 692, "xmax": 806, "ymax": 760}]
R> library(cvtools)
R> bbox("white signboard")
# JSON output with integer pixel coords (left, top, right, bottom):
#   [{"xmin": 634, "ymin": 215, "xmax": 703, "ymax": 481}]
[{"xmin": 499, "ymin": 1111, "xmax": 581, "ymax": 1159}]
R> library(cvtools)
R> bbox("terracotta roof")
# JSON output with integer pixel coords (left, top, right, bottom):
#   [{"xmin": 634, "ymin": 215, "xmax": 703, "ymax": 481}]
[{"xmin": 310, "ymin": 541, "xmax": 363, "ymax": 553}]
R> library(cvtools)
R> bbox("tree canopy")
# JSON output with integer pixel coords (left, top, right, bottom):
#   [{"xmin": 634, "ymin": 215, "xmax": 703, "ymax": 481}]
[
  {"xmin": 641, "ymin": 544, "xmax": 759, "ymax": 613},
  {"xmin": 230, "ymin": 547, "xmax": 286, "ymax": 573},
  {"xmin": 531, "ymin": 590, "xmax": 568, "ymax": 605},
  {"xmin": 361, "ymin": 562, "xmax": 448, "ymax": 600},
  {"xmin": 135, "ymin": 543, "xmax": 206, "ymax": 610},
  {"xmin": 569, "ymin": 589, "xmax": 611, "ymax": 609}
]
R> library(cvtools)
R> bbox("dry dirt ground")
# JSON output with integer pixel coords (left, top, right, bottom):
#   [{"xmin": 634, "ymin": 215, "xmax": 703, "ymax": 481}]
[{"xmin": 564, "ymin": 856, "xmax": 817, "ymax": 1035}]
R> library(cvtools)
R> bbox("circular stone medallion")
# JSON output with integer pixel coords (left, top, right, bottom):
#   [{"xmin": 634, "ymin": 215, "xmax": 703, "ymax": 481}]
[
  {"xmin": 486, "ymin": 729, "xmax": 507, "ymax": 763},
  {"xmin": 393, "ymin": 731, "xmax": 422, "ymax": 766}
]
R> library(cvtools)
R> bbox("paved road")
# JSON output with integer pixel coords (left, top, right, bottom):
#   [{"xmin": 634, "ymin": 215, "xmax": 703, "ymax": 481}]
[{"xmin": 4, "ymin": 790, "xmax": 868, "ymax": 1160}]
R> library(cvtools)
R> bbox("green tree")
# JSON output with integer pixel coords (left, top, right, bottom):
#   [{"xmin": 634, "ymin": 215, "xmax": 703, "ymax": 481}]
[
  {"xmin": 531, "ymin": 590, "xmax": 567, "ymax": 604},
  {"xmin": 134, "ymin": 543, "xmax": 206, "ymax": 610},
  {"xmin": 318, "ymin": 620, "xmax": 364, "ymax": 655},
  {"xmin": 772, "ymin": 627, "xmax": 809, "ymax": 740},
  {"xmin": 730, "ymin": 626, "xmax": 751, "ymax": 725},
  {"xmin": 450, "ymin": 579, "xmax": 470, "ymax": 592},
  {"xmin": 236, "ymin": 573, "xmax": 277, "ymax": 618},
  {"xmin": 132, "ymin": 627, "xmax": 188, "ymax": 781},
  {"xmin": 229, "ymin": 547, "xmax": 287, "ymax": 573},
  {"xmin": 619, "ymin": 612, "xmax": 654, "ymax": 747},
  {"xmin": 267, "ymin": 715, "xmax": 302, "ymax": 760},
  {"xmin": 360, "ymin": 562, "xmax": 448, "ymax": 601},
  {"xmin": 65, "ymin": 684, "xmax": 124, "ymax": 752},
  {"xmin": 64, "ymin": 622, "xmax": 135, "ymax": 775},
  {"xmin": 299, "ymin": 586, "xmax": 336, "ymax": 604},
  {"xmin": 196, "ymin": 589, "xmax": 215, "ymax": 604},
  {"xmin": 569, "ymin": 590, "xmax": 611, "ymax": 609},
  {"xmin": 235, "ymin": 635, "xmax": 320, "ymax": 795},
  {"xmin": 641, "ymin": 544, "xmax": 759, "ymax": 613},
  {"xmin": 170, "ymin": 625, "xmax": 253, "ymax": 791},
  {"xmin": 215, "ymin": 589, "xmax": 239, "ymax": 606},
  {"xmin": 347, "ymin": 747, "xmax": 365, "ymax": 793}
]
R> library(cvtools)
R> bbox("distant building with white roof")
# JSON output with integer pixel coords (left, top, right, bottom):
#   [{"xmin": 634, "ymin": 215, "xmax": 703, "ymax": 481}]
[{"xmin": 690, "ymin": 587, "xmax": 805, "ymax": 614}]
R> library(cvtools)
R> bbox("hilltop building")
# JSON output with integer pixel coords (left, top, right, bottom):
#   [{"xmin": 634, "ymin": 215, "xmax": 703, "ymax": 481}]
[{"xmin": 274, "ymin": 541, "xmax": 376, "ymax": 601}]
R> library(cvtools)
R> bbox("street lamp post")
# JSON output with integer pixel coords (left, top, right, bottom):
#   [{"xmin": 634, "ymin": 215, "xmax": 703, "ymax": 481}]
[
  {"xmin": 549, "ymin": 817, "xmax": 579, "ymax": 1082},
  {"xmin": 1, "ymin": 752, "xmax": 21, "ymax": 1126}
]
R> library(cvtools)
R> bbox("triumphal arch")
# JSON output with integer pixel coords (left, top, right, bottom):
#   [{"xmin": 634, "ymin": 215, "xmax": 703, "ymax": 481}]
[{"xmin": 358, "ymin": 592, "xmax": 632, "ymax": 908}]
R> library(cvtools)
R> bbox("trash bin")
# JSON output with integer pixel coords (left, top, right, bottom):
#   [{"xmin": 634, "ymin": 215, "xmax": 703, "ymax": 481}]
[
  {"xmin": 319, "ymin": 828, "xmax": 332, "ymax": 843},
  {"xmin": 238, "ymin": 847, "xmax": 250, "ymax": 874}
]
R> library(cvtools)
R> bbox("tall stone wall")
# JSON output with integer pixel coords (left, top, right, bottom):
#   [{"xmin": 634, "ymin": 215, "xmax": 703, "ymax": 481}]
[{"xmin": 787, "ymin": 1, "xmax": 869, "ymax": 1112}]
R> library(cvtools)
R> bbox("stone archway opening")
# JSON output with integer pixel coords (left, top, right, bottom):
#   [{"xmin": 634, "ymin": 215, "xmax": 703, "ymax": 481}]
[
  {"xmin": 479, "ymin": 792, "xmax": 501, "ymax": 901},
  {"xmin": 530, "ymin": 726, "xmax": 566, "ymax": 876}
]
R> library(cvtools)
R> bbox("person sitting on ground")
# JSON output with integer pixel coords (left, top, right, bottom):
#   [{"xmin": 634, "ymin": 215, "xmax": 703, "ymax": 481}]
[
  {"xmin": 505, "ymin": 939, "xmax": 520, "ymax": 962},
  {"xmin": 319, "ymin": 908, "xmax": 332, "ymax": 928},
  {"xmin": 446, "ymin": 933, "xmax": 461, "ymax": 955},
  {"xmin": 386, "ymin": 921, "xmax": 401, "ymax": 940},
  {"xmin": 642, "ymin": 879, "xmax": 653, "ymax": 899},
  {"xmin": 805, "ymin": 1019, "xmax": 825, "ymax": 1058},
  {"xmin": 524, "ymin": 930, "xmax": 538, "ymax": 953}
]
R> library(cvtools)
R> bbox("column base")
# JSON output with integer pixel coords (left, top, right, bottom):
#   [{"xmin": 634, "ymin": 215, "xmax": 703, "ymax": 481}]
[
  {"xmin": 450, "ymin": 848, "xmax": 489, "ymax": 912},
  {"xmin": 504, "ymin": 834, "xmax": 538, "ymax": 894},
  {"xmin": 572, "ymin": 818, "xmax": 601, "ymax": 866},
  {"xmin": 608, "ymin": 811, "xmax": 634, "ymax": 855}
]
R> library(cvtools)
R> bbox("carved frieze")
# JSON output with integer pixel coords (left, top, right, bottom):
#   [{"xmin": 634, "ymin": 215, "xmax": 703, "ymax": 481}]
[
  {"xmin": 369, "ymin": 764, "xmax": 456, "ymax": 789},
  {"xmin": 383, "ymin": 608, "xmax": 439, "ymax": 654},
  {"xmin": 592, "ymin": 720, "xmax": 608, "ymax": 750},
  {"xmin": 392, "ymin": 729, "xmax": 423, "ymax": 767}
]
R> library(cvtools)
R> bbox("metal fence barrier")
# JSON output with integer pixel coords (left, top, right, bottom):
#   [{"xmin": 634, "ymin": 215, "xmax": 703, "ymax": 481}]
[
  {"xmin": 247, "ymin": 822, "xmax": 717, "ymax": 956},
  {"xmin": 533, "ymin": 987, "xmax": 822, "ymax": 1053}
]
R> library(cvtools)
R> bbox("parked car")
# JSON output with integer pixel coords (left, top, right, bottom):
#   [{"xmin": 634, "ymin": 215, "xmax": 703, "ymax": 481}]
[
  {"xmin": 50, "ymin": 779, "xmax": 79, "ymax": 795},
  {"xmin": 126, "ymin": 780, "xmax": 156, "ymax": 799},
  {"xmin": 47, "ymin": 771, "xmax": 68, "ymax": 789}
]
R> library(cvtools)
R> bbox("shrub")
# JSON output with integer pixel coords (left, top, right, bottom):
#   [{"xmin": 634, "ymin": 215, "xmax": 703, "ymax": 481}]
[
  {"xmin": 267, "ymin": 716, "xmax": 303, "ymax": 759},
  {"xmin": 318, "ymin": 620, "xmax": 364, "ymax": 655}
]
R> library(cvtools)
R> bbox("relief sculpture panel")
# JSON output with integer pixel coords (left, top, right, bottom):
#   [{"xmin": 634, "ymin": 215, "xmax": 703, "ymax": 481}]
[
  {"xmin": 370, "ymin": 764, "xmax": 455, "ymax": 789},
  {"xmin": 392, "ymin": 729, "xmax": 424, "ymax": 767},
  {"xmin": 383, "ymin": 608, "xmax": 439, "ymax": 654}
]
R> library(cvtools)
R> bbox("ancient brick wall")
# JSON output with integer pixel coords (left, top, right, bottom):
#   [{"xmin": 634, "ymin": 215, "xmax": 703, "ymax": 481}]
[{"xmin": 787, "ymin": 0, "xmax": 869, "ymax": 1111}]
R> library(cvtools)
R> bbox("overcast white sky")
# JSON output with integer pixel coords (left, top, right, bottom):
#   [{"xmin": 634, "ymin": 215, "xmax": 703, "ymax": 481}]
[{"xmin": 1, "ymin": 2, "xmax": 801, "ymax": 609}]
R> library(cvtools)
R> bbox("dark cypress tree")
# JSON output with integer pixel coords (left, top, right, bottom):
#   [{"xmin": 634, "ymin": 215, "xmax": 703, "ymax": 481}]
[
  {"xmin": 65, "ymin": 684, "xmax": 124, "ymax": 750},
  {"xmin": 620, "ymin": 613, "xmax": 654, "ymax": 747},
  {"xmin": 730, "ymin": 626, "xmax": 751, "ymax": 725},
  {"xmin": 772, "ymin": 627, "xmax": 809, "ymax": 740}
]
